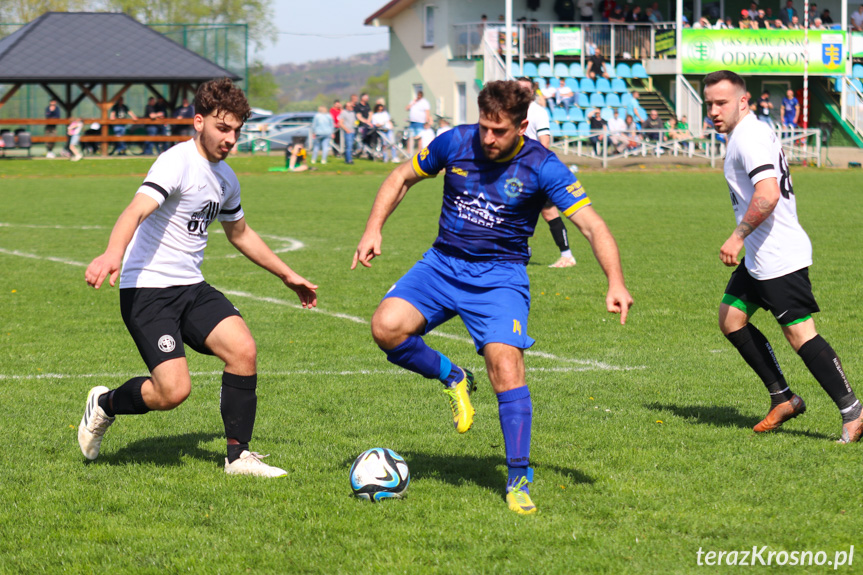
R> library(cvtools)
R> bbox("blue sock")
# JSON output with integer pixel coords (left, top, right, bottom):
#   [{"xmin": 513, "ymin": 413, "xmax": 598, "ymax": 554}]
[
  {"xmin": 497, "ymin": 386, "xmax": 532, "ymax": 492},
  {"xmin": 383, "ymin": 335, "xmax": 458, "ymax": 385}
]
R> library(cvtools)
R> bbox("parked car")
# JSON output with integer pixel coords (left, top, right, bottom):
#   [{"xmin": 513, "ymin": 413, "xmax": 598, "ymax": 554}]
[{"xmin": 238, "ymin": 112, "xmax": 315, "ymax": 151}]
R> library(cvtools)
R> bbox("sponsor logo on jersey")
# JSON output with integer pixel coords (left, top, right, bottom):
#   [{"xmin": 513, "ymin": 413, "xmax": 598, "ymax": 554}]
[
  {"xmin": 187, "ymin": 201, "xmax": 220, "ymax": 235},
  {"xmin": 455, "ymin": 191, "xmax": 505, "ymax": 228},
  {"xmin": 504, "ymin": 177, "xmax": 524, "ymax": 198},
  {"xmin": 158, "ymin": 335, "xmax": 176, "ymax": 353},
  {"xmin": 450, "ymin": 167, "xmax": 468, "ymax": 177},
  {"xmin": 419, "ymin": 148, "xmax": 430, "ymax": 161}
]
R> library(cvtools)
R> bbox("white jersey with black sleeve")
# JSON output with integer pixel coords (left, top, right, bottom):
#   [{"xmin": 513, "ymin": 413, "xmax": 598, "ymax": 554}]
[
  {"xmin": 724, "ymin": 112, "xmax": 811, "ymax": 280},
  {"xmin": 119, "ymin": 139, "xmax": 245, "ymax": 289},
  {"xmin": 525, "ymin": 101, "xmax": 550, "ymax": 142}
]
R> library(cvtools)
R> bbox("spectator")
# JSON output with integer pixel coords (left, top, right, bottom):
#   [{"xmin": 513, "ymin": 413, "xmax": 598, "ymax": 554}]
[
  {"xmin": 820, "ymin": 9, "xmax": 833, "ymax": 24},
  {"xmin": 773, "ymin": 18, "xmax": 786, "ymax": 29},
  {"xmin": 556, "ymin": 78, "xmax": 576, "ymax": 112},
  {"xmin": 780, "ymin": 0, "xmax": 797, "ymax": 26},
  {"xmin": 586, "ymin": 46, "xmax": 610, "ymax": 79},
  {"xmin": 371, "ymin": 102, "xmax": 396, "ymax": 162},
  {"xmin": 418, "ymin": 120, "xmax": 436, "ymax": 149},
  {"xmin": 109, "ymin": 96, "xmax": 138, "ymax": 156},
  {"xmin": 643, "ymin": 109, "xmax": 663, "ymax": 144},
  {"xmin": 285, "ymin": 141, "xmax": 309, "ymax": 172},
  {"xmin": 694, "ymin": 16, "xmax": 711, "ymax": 28},
  {"xmin": 665, "ymin": 117, "xmax": 688, "ymax": 141},
  {"xmin": 725, "ymin": 17, "xmax": 736, "ymax": 28},
  {"xmin": 339, "ymin": 101, "xmax": 356, "ymax": 165},
  {"xmin": 755, "ymin": 9, "xmax": 767, "ymax": 29},
  {"xmin": 67, "ymin": 117, "xmax": 84, "ymax": 161},
  {"xmin": 310, "ymin": 105, "xmax": 335, "ymax": 164},
  {"xmin": 154, "ymin": 97, "xmax": 169, "ymax": 152},
  {"xmin": 143, "ymin": 97, "xmax": 159, "ymax": 155},
  {"xmin": 757, "ymin": 90, "xmax": 774, "ymax": 125},
  {"xmin": 355, "ymin": 92, "xmax": 373, "ymax": 155},
  {"xmin": 406, "ymin": 90, "xmax": 430, "ymax": 156},
  {"xmin": 606, "ymin": 109, "xmax": 628, "ymax": 153},
  {"xmin": 781, "ymin": 89, "xmax": 800, "ymax": 129},
  {"xmin": 541, "ymin": 78, "xmax": 557, "ymax": 112},
  {"xmin": 588, "ymin": 108, "xmax": 606, "ymax": 154},
  {"xmin": 788, "ymin": 15, "xmax": 801, "ymax": 29},
  {"xmin": 624, "ymin": 114, "xmax": 642, "ymax": 149},
  {"xmin": 329, "ymin": 100, "xmax": 342, "ymax": 152},
  {"xmin": 806, "ymin": 3, "xmax": 818, "ymax": 26},
  {"xmin": 739, "ymin": 10, "xmax": 752, "ymax": 28},
  {"xmin": 609, "ymin": 4, "xmax": 626, "ymax": 23},
  {"xmin": 650, "ymin": 1, "xmax": 663, "ymax": 21},
  {"xmin": 853, "ymin": 5, "xmax": 863, "ymax": 31},
  {"xmin": 811, "ymin": 17, "xmax": 826, "ymax": 29},
  {"xmin": 578, "ymin": 0, "xmax": 594, "ymax": 22},
  {"xmin": 174, "ymin": 97, "xmax": 194, "ymax": 138},
  {"xmin": 627, "ymin": 91, "xmax": 644, "ymax": 125},
  {"xmin": 436, "ymin": 118, "xmax": 451, "ymax": 137},
  {"xmin": 44, "ymin": 99, "xmax": 61, "ymax": 158},
  {"xmin": 747, "ymin": 2, "xmax": 759, "ymax": 19}
]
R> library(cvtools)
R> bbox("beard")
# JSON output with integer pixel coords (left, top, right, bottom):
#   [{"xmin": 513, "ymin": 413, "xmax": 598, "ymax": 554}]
[
  {"xmin": 198, "ymin": 128, "xmax": 230, "ymax": 161},
  {"xmin": 481, "ymin": 137, "xmax": 520, "ymax": 161}
]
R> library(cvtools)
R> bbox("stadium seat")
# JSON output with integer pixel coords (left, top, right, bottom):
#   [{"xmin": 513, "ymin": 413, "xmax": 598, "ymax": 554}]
[
  {"xmin": 600, "ymin": 107, "xmax": 614, "ymax": 121},
  {"xmin": 561, "ymin": 122, "xmax": 578, "ymax": 137},
  {"xmin": 834, "ymin": 77, "xmax": 843, "ymax": 92},
  {"xmin": 853, "ymin": 79, "xmax": 863, "ymax": 92},
  {"xmin": 568, "ymin": 107, "xmax": 585, "ymax": 122},
  {"xmin": 611, "ymin": 78, "xmax": 628, "ymax": 93},
  {"xmin": 616, "ymin": 63, "xmax": 632, "ymax": 78},
  {"xmin": 620, "ymin": 92, "xmax": 633, "ymax": 107},
  {"xmin": 618, "ymin": 107, "xmax": 629, "ymax": 118},
  {"xmin": 605, "ymin": 93, "xmax": 621, "ymax": 107},
  {"xmin": 511, "ymin": 62, "xmax": 521, "ymax": 77},
  {"xmin": 577, "ymin": 93, "xmax": 590, "ymax": 108},
  {"xmin": 565, "ymin": 77, "xmax": 579, "ymax": 91},
  {"xmin": 554, "ymin": 62, "xmax": 570, "ymax": 78},
  {"xmin": 569, "ymin": 63, "xmax": 585, "ymax": 78},
  {"xmin": 577, "ymin": 122, "xmax": 590, "ymax": 137},
  {"xmin": 538, "ymin": 62, "xmax": 553, "ymax": 77},
  {"xmin": 553, "ymin": 108, "xmax": 568, "ymax": 122},
  {"xmin": 523, "ymin": 62, "xmax": 538, "ymax": 77},
  {"xmin": 550, "ymin": 122, "xmax": 562, "ymax": 137},
  {"xmin": 589, "ymin": 93, "xmax": 605, "ymax": 108},
  {"xmin": 853, "ymin": 64, "xmax": 863, "ymax": 78},
  {"xmin": 631, "ymin": 63, "xmax": 648, "ymax": 78},
  {"xmin": 580, "ymin": 78, "xmax": 596, "ymax": 93},
  {"xmin": 595, "ymin": 78, "xmax": 612, "ymax": 93}
]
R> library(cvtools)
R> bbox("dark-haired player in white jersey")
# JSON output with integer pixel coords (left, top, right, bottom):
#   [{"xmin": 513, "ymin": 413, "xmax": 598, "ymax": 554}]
[
  {"xmin": 704, "ymin": 70, "xmax": 862, "ymax": 443},
  {"xmin": 79, "ymin": 78, "xmax": 319, "ymax": 475}
]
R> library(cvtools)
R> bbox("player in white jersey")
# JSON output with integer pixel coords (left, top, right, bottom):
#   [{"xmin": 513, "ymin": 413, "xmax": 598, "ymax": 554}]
[
  {"xmin": 704, "ymin": 70, "xmax": 862, "ymax": 443},
  {"xmin": 78, "ymin": 79, "xmax": 319, "ymax": 475},
  {"xmin": 517, "ymin": 77, "xmax": 577, "ymax": 269}
]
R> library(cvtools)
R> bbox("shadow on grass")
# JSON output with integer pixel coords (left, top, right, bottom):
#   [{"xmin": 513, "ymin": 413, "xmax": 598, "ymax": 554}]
[
  {"xmin": 392, "ymin": 451, "xmax": 594, "ymax": 493},
  {"xmin": 89, "ymin": 432, "xmax": 222, "ymax": 467},
  {"xmin": 646, "ymin": 403, "xmax": 831, "ymax": 440}
]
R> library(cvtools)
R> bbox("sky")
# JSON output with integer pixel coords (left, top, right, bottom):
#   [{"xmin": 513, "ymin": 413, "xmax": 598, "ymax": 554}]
[{"xmin": 258, "ymin": 0, "xmax": 391, "ymax": 66}]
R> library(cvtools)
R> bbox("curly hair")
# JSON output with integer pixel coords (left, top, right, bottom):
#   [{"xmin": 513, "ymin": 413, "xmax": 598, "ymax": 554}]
[
  {"xmin": 477, "ymin": 80, "xmax": 532, "ymax": 126},
  {"xmin": 194, "ymin": 78, "xmax": 251, "ymax": 123}
]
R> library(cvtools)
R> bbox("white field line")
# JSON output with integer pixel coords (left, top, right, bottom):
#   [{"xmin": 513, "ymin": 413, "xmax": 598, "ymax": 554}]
[{"xmin": 0, "ymin": 228, "xmax": 643, "ymax": 373}]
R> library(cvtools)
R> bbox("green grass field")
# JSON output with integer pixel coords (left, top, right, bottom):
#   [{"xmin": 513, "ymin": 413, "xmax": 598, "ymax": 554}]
[{"xmin": 1, "ymin": 156, "xmax": 861, "ymax": 573}]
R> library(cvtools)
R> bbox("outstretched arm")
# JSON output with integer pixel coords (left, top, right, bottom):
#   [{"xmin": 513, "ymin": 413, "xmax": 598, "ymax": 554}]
[
  {"xmin": 720, "ymin": 177, "xmax": 780, "ymax": 267},
  {"xmin": 352, "ymin": 161, "xmax": 426, "ymax": 269},
  {"xmin": 85, "ymin": 193, "xmax": 159, "ymax": 289},
  {"xmin": 568, "ymin": 205, "xmax": 633, "ymax": 324},
  {"xmin": 222, "ymin": 217, "xmax": 318, "ymax": 308}
]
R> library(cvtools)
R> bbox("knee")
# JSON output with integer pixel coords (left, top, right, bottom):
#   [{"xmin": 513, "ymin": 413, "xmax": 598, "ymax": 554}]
[
  {"xmin": 371, "ymin": 308, "xmax": 406, "ymax": 349},
  {"xmin": 149, "ymin": 379, "xmax": 191, "ymax": 410},
  {"xmin": 230, "ymin": 337, "xmax": 258, "ymax": 372}
]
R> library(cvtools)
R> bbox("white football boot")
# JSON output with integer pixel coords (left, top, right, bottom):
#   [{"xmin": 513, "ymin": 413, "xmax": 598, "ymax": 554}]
[
  {"xmin": 78, "ymin": 386, "xmax": 115, "ymax": 460},
  {"xmin": 224, "ymin": 450, "xmax": 287, "ymax": 477}
]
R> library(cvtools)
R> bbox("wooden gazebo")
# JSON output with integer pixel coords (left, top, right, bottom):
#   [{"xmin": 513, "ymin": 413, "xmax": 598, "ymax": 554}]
[{"xmin": 0, "ymin": 12, "xmax": 242, "ymax": 155}]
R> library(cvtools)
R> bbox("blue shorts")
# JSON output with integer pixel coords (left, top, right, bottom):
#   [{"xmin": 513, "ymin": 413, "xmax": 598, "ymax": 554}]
[
  {"xmin": 384, "ymin": 248, "xmax": 535, "ymax": 354},
  {"xmin": 409, "ymin": 122, "xmax": 425, "ymax": 138}
]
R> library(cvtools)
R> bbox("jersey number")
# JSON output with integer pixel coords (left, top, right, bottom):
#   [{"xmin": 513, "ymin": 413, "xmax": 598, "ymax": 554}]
[{"xmin": 778, "ymin": 150, "xmax": 794, "ymax": 199}]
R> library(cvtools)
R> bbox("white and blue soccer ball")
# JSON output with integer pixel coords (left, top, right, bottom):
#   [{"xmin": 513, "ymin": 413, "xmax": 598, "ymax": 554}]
[{"xmin": 349, "ymin": 448, "xmax": 410, "ymax": 502}]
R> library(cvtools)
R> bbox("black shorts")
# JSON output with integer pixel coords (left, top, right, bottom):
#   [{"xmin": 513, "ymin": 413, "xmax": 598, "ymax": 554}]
[
  {"xmin": 723, "ymin": 260, "xmax": 819, "ymax": 325},
  {"xmin": 120, "ymin": 282, "xmax": 241, "ymax": 371}
]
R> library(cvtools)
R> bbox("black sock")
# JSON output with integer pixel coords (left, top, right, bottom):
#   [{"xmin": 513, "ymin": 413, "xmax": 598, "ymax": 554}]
[
  {"xmin": 547, "ymin": 217, "xmax": 570, "ymax": 253},
  {"xmin": 797, "ymin": 335, "xmax": 859, "ymax": 423},
  {"xmin": 100, "ymin": 377, "xmax": 151, "ymax": 416},
  {"xmin": 221, "ymin": 372, "xmax": 257, "ymax": 462},
  {"xmin": 725, "ymin": 324, "xmax": 792, "ymax": 402}
]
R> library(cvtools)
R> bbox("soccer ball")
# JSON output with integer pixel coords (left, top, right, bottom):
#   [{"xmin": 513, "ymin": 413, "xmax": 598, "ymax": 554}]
[{"xmin": 349, "ymin": 448, "xmax": 410, "ymax": 502}]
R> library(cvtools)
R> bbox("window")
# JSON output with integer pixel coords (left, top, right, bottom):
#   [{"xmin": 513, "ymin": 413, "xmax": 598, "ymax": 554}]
[
  {"xmin": 456, "ymin": 83, "xmax": 467, "ymax": 125},
  {"xmin": 423, "ymin": 5, "xmax": 435, "ymax": 47}
]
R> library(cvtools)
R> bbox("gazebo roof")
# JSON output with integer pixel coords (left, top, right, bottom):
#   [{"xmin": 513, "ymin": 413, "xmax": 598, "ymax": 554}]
[{"xmin": 0, "ymin": 12, "xmax": 240, "ymax": 84}]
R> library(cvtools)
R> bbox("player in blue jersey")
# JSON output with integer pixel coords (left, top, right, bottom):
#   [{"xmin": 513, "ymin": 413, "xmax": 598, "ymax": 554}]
[{"xmin": 351, "ymin": 81, "xmax": 633, "ymax": 514}]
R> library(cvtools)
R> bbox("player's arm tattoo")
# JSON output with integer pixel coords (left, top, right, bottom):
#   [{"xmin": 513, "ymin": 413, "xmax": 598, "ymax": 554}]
[{"xmin": 734, "ymin": 195, "xmax": 776, "ymax": 239}]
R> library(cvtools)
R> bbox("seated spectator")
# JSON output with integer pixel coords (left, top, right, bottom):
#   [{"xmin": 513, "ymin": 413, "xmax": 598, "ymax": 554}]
[
  {"xmin": 624, "ymin": 114, "xmax": 642, "ymax": 149},
  {"xmin": 586, "ymin": 47, "xmax": 610, "ymax": 80},
  {"xmin": 820, "ymin": 9, "xmax": 833, "ymax": 24},
  {"xmin": 556, "ymin": 78, "xmax": 576, "ymax": 112},
  {"xmin": 285, "ymin": 141, "xmax": 309, "ymax": 172},
  {"xmin": 588, "ymin": 108, "xmax": 606, "ymax": 154},
  {"xmin": 788, "ymin": 15, "xmax": 801, "ymax": 29},
  {"xmin": 665, "ymin": 117, "xmax": 688, "ymax": 141},
  {"xmin": 419, "ymin": 121, "xmax": 436, "ymax": 149},
  {"xmin": 541, "ymin": 78, "xmax": 557, "ymax": 111},
  {"xmin": 739, "ymin": 10, "xmax": 752, "ymax": 28},
  {"xmin": 694, "ymin": 16, "xmax": 712, "ymax": 28},
  {"xmin": 606, "ymin": 109, "xmax": 628, "ymax": 154},
  {"xmin": 811, "ymin": 17, "xmax": 826, "ymax": 29},
  {"xmin": 773, "ymin": 19, "xmax": 786, "ymax": 29},
  {"xmin": 643, "ymin": 109, "xmax": 663, "ymax": 142},
  {"xmin": 755, "ymin": 9, "xmax": 768, "ymax": 28}
]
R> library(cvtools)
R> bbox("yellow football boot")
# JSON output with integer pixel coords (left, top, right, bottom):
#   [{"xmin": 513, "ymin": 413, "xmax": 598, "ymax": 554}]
[
  {"xmin": 442, "ymin": 369, "xmax": 476, "ymax": 433},
  {"xmin": 506, "ymin": 476, "xmax": 537, "ymax": 515}
]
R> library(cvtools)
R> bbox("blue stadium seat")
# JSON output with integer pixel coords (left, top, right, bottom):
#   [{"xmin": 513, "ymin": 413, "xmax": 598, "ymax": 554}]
[
  {"xmin": 550, "ymin": 122, "xmax": 562, "ymax": 137},
  {"xmin": 631, "ymin": 63, "xmax": 648, "ymax": 79},
  {"xmin": 580, "ymin": 78, "xmax": 596, "ymax": 93},
  {"xmin": 538, "ymin": 62, "xmax": 553, "ymax": 77},
  {"xmin": 562, "ymin": 77, "xmax": 577, "ymax": 91},
  {"xmin": 611, "ymin": 78, "xmax": 628, "ymax": 93},
  {"xmin": 568, "ymin": 107, "xmax": 585, "ymax": 122},
  {"xmin": 577, "ymin": 93, "xmax": 590, "ymax": 108},
  {"xmin": 595, "ymin": 77, "xmax": 612, "ymax": 93},
  {"xmin": 569, "ymin": 63, "xmax": 585, "ymax": 78},
  {"xmin": 616, "ymin": 63, "xmax": 632, "ymax": 78},
  {"xmin": 577, "ymin": 122, "xmax": 590, "ymax": 137},
  {"xmin": 589, "ymin": 93, "xmax": 605, "ymax": 108},
  {"xmin": 511, "ymin": 62, "xmax": 521, "ymax": 77},
  {"xmin": 605, "ymin": 93, "xmax": 621, "ymax": 107},
  {"xmin": 853, "ymin": 64, "xmax": 863, "ymax": 78},
  {"xmin": 618, "ymin": 107, "xmax": 628, "ymax": 118},
  {"xmin": 523, "ymin": 62, "xmax": 538, "ymax": 77},
  {"xmin": 853, "ymin": 79, "xmax": 863, "ymax": 92},
  {"xmin": 620, "ymin": 92, "xmax": 633, "ymax": 107},
  {"xmin": 562, "ymin": 122, "xmax": 578, "ymax": 137},
  {"xmin": 553, "ymin": 108, "xmax": 568, "ymax": 122},
  {"xmin": 600, "ymin": 107, "xmax": 614, "ymax": 121},
  {"xmin": 554, "ymin": 62, "xmax": 570, "ymax": 78}
]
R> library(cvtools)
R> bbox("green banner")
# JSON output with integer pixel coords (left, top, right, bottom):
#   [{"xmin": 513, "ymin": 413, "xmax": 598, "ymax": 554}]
[
  {"xmin": 552, "ymin": 26, "xmax": 582, "ymax": 56},
  {"xmin": 682, "ymin": 29, "xmax": 846, "ymax": 75},
  {"xmin": 852, "ymin": 31, "xmax": 863, "ymax": 58},
  {"xmin": 655, "ymin": 29, "xmax": 676, "ymax": 56}
]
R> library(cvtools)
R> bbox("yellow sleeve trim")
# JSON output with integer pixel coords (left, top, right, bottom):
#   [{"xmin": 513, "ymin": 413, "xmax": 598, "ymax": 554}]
[
  {"xmin": 412, "ymin": 154, "xmax": 431, "ymax": 178},
  {"xmin": 562, "ymin": 197, "xmax": 591, "ymax": 217}
]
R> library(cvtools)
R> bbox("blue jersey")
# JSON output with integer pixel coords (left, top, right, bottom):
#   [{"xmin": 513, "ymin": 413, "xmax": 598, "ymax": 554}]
[{"xmin": 412, "ymin": 124, "xmax": 590, "ymax": 263}]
